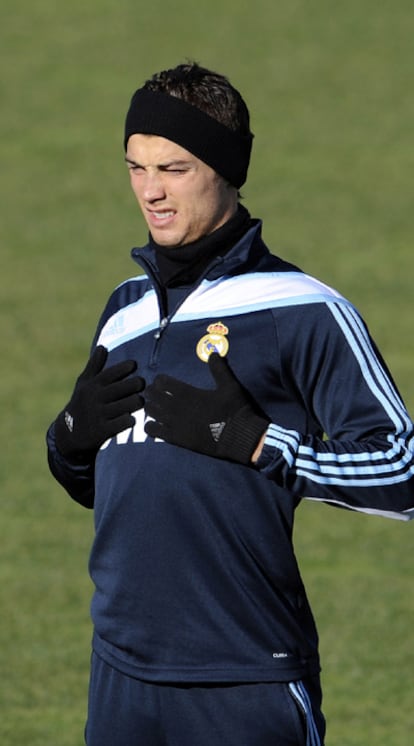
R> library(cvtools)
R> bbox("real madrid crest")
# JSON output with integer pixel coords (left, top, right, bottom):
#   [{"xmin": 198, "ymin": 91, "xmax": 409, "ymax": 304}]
[{"xmin": 196, "ymin": 322, "xmax": 229, "ymax": 363}]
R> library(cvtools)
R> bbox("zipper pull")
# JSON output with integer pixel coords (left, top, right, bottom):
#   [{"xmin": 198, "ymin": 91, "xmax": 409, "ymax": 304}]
[{"xmin": 154, "ymin": 317, "xmax": 169, "ymax": 340}]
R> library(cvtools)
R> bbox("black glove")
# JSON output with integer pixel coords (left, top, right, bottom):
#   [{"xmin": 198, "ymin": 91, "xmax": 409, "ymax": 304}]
[
  {"xmin": 54, "ymin": 345, "xmax": 145, "ymax": 460},
  {"xmin": 144, "ymin": 353, "xmax": 269, "ymax": 464}
]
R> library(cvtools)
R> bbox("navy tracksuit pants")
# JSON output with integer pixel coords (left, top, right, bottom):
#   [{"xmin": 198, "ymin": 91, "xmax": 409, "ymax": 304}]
[{"xmin": 85, "ymin": 652, "xmax": 325, "ymax": 745}]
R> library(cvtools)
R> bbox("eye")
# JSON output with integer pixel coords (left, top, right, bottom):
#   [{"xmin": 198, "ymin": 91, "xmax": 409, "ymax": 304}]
[
  {"xmin": 162, "ymin": 163, "xmax": 191, "ymax": 175},
  {"xmin": 126, "ymin": 160, "xmax": 145, "ymax": 173}
]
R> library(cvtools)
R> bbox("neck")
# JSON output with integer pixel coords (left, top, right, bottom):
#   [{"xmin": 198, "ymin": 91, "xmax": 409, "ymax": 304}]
[{"xmin": 151, "ymin": 204, "xmax": 253, "ymax": 288}]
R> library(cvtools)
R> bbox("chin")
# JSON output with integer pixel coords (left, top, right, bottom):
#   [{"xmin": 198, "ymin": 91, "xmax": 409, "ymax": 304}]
[
  {"xmin": 151, "ymin": 230, "xmax": 189, "ymax": 248},
  {"xmin": 153, "ymin": 237, "xmax": 181, "ymax": 248}
]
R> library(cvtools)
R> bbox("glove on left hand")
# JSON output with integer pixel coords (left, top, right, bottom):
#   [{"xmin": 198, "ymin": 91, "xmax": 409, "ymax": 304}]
[
  {"xmin": 54, "ymin": 346, "xmax": 145, "ymax": 461},
  {"xmin": 144, "ymin": 353, "xmax": 269, "ymax": 464}
]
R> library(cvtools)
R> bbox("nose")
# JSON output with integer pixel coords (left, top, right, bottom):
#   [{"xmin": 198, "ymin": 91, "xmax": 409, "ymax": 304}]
[{"xmin": 142, "ymin": 171, "xmax": 166, "ymax": 203}]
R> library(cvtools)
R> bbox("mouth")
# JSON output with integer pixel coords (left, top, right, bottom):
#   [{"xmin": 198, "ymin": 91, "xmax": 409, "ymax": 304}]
[{"xmin": 147, "ymin": 209, "xmax": 176, "ymax": 226}]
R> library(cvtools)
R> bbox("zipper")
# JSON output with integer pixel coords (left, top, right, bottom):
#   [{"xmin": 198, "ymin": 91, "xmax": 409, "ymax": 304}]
[
  {"xmin": 153, "ymin": 316, "xmax": 168, "ymax": 340},
  {"xmin": 133, "ymin": 252, "xmax": 169, "ymax": 354},
  {"xmin": 133, "ymin": 249, "xmax": 225, "ymax": 367},
  {"xmin": 132, "ymin": 253, "xmax": 173, "ymax": 366}
]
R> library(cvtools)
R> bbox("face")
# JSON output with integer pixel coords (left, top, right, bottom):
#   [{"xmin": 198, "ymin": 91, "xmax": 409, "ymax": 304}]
[{"xmin": 125, "ymin": 134, "xmax": 238, "ymax": 247}]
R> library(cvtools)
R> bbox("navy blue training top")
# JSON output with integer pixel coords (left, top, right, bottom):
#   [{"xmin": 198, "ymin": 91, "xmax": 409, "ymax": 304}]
[{"xmin": 47, "ymin": 221, "xmax": 414, "ymax": 683}]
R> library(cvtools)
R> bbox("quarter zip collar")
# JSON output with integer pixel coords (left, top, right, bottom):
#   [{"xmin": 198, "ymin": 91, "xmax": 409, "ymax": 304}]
[
  {"xmin": 150, "ymin": 205, "xmax": 253, "ymax": 288},
  {"xmin": 131, "ymin": 218, "xmax": 264, "ymax": 290}
]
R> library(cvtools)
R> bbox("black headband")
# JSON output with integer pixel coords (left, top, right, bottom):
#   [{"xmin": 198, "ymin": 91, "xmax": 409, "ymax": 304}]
[{"xmin": 124, "ymin": 89, "xmax": 253, "ymax": 188}]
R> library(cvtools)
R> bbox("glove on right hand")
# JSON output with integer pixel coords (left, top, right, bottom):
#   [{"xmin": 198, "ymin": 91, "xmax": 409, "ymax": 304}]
[
  {"xmin": 144, "ymin": 352, "xmax": 269, "ymax": 464},
  {"xmin": 54, "ymin": 345, "xmax": 145, "ymax": 460}
]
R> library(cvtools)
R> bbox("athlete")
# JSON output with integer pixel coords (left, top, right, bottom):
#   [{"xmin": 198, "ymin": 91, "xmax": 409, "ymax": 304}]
[{"xmin": 47, "ymin": 62, "xmax": 414, "ymax": 746}]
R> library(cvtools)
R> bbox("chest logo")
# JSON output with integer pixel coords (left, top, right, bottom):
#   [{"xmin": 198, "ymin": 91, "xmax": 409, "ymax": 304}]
[{"xmin": 196, "ymin": 321, "xmax": 229, "ymax": 363}]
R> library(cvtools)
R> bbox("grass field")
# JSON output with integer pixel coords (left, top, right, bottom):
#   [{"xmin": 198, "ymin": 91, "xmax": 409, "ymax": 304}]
[{"xmin": 1, "ymin": 1, "xmax": 414, "ymax": 743}]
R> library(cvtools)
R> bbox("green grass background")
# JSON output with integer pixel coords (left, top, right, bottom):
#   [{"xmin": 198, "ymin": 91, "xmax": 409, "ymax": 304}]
[{"xmin": 1, "ymin": 1, "xmax": 414, "ymax": 743}]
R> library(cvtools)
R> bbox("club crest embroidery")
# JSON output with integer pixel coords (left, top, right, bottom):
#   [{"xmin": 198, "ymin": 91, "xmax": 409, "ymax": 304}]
[{"xmin": 196, "ymin": 322, "xmax": 229, "ymax": 363}]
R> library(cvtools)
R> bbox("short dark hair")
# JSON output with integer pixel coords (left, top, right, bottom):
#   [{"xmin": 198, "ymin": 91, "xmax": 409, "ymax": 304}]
[
  {"xmin": 142, "ymin": 62, "xmax": 252, "ymax": 138},
  {"xmin": 125, "ymin": 62, "xmax": 253, "ymax": 188}
]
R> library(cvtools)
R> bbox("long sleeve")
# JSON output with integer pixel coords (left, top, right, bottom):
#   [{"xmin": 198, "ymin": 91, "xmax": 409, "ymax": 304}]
[
  {"xmin": 257, "ymin": 300, "xmax": 414, "ymax": 520},
  {"xmin": 46, "ymin": 422, "xmax": 95, "ymax": 508}
]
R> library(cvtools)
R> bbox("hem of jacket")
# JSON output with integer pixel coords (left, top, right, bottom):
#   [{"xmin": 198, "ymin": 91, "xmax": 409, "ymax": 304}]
[{"xmin": 92, "ymin": 631, "xmax": 321, "ymax": 684}]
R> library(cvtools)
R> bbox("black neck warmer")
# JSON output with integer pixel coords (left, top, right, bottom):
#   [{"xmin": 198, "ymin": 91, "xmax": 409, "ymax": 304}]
[{"xmin": 151, "ymin": 204, "xmax": 253, "ymax": 289}]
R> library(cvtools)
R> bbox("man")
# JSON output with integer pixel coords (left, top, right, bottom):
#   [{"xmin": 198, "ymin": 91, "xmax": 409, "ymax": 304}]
[{"xmin": 47, "ymin": 62, "xmax": 414, "ymax": 746}]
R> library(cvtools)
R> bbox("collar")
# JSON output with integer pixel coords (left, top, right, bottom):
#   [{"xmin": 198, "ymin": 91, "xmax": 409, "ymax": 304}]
[
  {"xmin": 147, "ymin": 204, "xmax": 253, "ymax": 288},
  {"xmin": 131, "ymin": 218, "xmax": 265, "ymax": 286}
]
